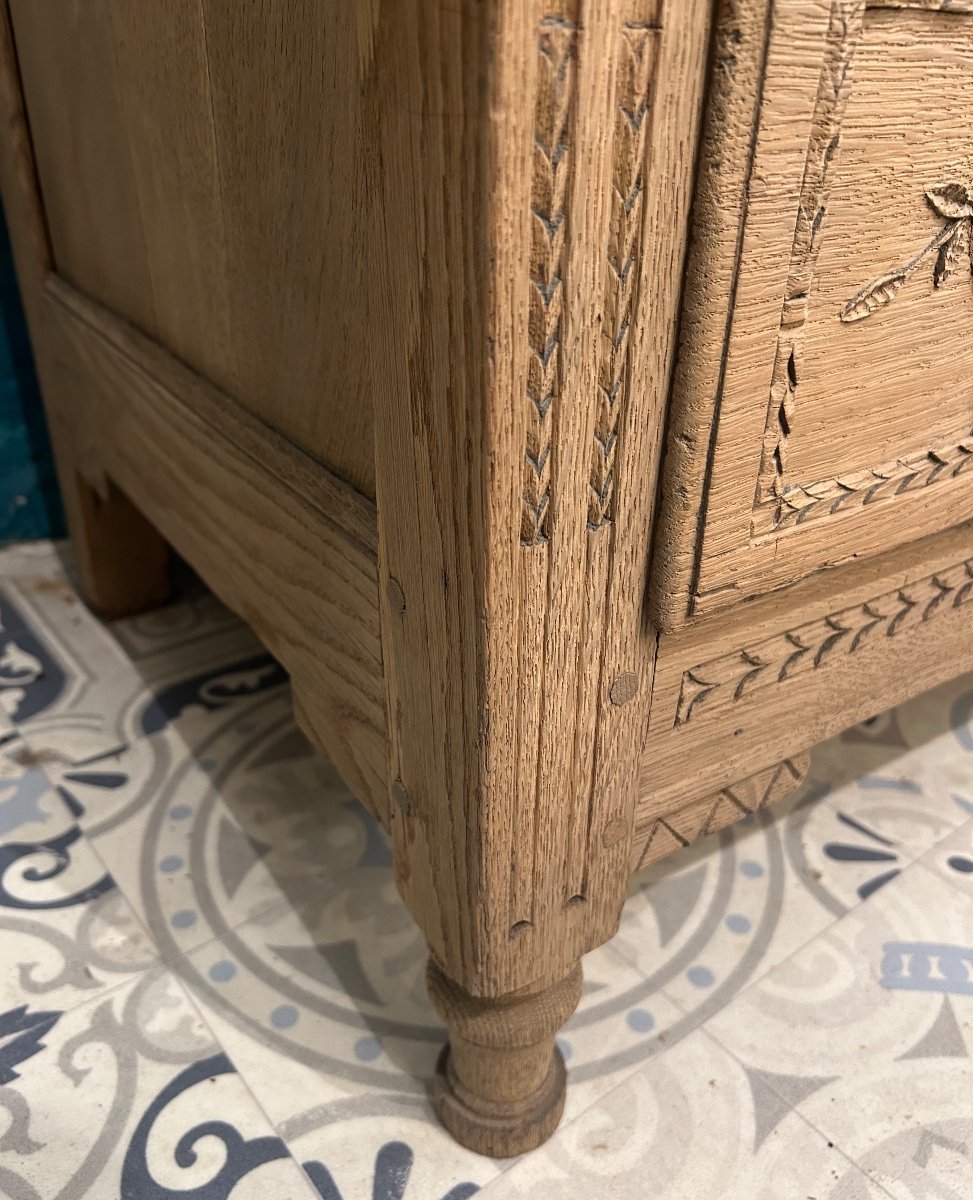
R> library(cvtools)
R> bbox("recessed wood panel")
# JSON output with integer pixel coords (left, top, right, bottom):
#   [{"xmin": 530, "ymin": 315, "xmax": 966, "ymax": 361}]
[
  {"xmin": 790, "ymin": 9, "xmax": 973, "ymax": 487},
  {"xmin": 652, "ymin": 0, "xmax": 973, "ymax": 628},
  {"xmin": 8, "ymin": 1, "xmax": 377, "ymax": 497}
]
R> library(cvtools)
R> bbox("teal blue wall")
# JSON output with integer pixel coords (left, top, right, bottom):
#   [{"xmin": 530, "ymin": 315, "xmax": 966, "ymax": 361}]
[{"xmin": 0, "ymin": 212, "xmax": 64, "ymax": 544}]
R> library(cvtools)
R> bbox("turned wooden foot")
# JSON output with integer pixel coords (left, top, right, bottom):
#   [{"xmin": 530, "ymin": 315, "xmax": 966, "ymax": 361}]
[{"xmin": 426, "ymin": 959, "xmax": 583, "ymax": 1158}]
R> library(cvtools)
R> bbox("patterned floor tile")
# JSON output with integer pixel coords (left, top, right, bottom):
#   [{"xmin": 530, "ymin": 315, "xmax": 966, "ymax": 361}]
[
  {"xmin": 810, "ymin": 738, "xmax": 970, "ymax": 860},
  {"xmin": 0, "ymin": 718, "xmax": 27, "ymax": 779},
  {"xmin": 0, "ymin": 757, "xmax": 158, "ymax": 1014},
  {"xmin": 616, "ymin": 733, "xmax": 973, "ymax": 1027},
  {"xmin": 67, "ymin": 690, "xmax": 368, "ymax": 960},
  {"xmin": 173, "ymin": 877, "xmax": 688, "ymax": 1138},
  {"xmin": 0, "ymin": 967, "xmax": 319, "ymax": 1199},
  {"xmin": 615, "ymin": 785, "xmax": 847, "ymax": 1022},
  {"xmin": 916, "ymin": 818, "xmax": 973, "ymax": 897},
  {"xmin": 473, "ymin": 1029, "xmax": 888, "ymax": 1200},
  {"xmin": 0, "ymin": 542, "xmax": 277, "ymax": 772},
  {"xmin": 3, "ymin": 539, "xmax": 971, "ymax": 1195},
  {"xmin": 704, "ymin": 862, "xmax": 973, "ymax": 1196},
  {"xmin": 289, "ymin": 1120, "xmax": 498, "ymax": 1200}
]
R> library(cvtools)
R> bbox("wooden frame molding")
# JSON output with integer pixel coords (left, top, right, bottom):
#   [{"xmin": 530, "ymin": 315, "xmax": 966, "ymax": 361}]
[
  {"xmin": 369, "ymin": 0, "xmax": 709, "ymax": 1008},
  {"xmin": 631, "ymin": 754, "xmax": 810, "ymax": 873},
  {"xmin": 522, "ymin": 14, "xmax": 578, "ymax": 547},
  {"xmin": 589, "ymin": 14, "xmax": 662, "ymax": 531},
  {"xmin": 752, "ymin": 0, "xmax": 973, "ymax": 537},
  {"xmin": 651, "ymin": 0, "xmax": 973, "ymax": 626},
  {"xmin": 640, "ymin": 520, "xmax": 973, "ymax": 818},
  {"xmin": 674, "ymin": 556, "xmax": 973, "ymax": 728},
  {"xmin": 42, "ymin": 277, "xmax": 389, "ymax": 822},
  {"xmin": 755, "ymin": 0, "xmax": 865, "ymax": 520}
]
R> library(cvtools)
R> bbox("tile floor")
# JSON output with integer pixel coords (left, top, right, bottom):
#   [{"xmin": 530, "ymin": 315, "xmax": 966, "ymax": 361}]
[{"xmin": 0, "ymin": 537, "xmax": 971, "ymax": 1199}]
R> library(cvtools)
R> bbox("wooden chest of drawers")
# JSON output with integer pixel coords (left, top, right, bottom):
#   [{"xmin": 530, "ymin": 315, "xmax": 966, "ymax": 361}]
[{"xmin": 0, "ymin": 0, "xmax": 969, "ymax": 1157}]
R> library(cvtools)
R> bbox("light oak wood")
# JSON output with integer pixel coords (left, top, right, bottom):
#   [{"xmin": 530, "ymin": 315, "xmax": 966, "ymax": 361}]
[
  {"xmin": 8, "ymin": 0, "xmax": 377, "ymax": 497},
  {"xmin": 2, "ymin": 0, "xmax": 972, "ymax": 1158},
  {"xmin": 632, "ymin": 754, "xmax": 811, "ymax": 872},
  {"xmin": 641, "ymin": 521, "xmax": 973, "ymax": 818},
  {"xmin": 653, "ymin": 0, "xmax": 973, "ymax": 627},
  {"xmin": 0, "ymin": 0, "xmax": 171, "ymax": 619},
  {"xmin": 42, "ymin": 279, "xmax": 388, "ymax": 824},
  {"xmin": 427, "ymin": 959, "xmax": 584, "ymax": 1157}
]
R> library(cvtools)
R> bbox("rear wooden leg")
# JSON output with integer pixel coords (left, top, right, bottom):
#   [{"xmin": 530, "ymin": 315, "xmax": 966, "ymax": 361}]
[
  {"xmin": 56, "ymin": 461, "xmax": 170, "ymax": 620},
  {"xmin": 426, "ymin": 958, "xmax": 583, "ymax": 1158}
]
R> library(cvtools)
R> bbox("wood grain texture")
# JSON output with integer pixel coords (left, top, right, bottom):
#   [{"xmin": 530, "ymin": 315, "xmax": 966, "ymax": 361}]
[
  {"xmin": 0, "ymin": 0, "xmax": 172, "ymax": 617},
  {"xmin": 6, "ymin": 0, "xmax": 376, "ymax": 497},
  {"xmin": 522, "ymin": 15, "xmax": 578, "ymax": 547},
  {"xmin": 7, "ymin": 0, "xmax": 973, "ymax": 1157},
  {"xmin": 6, "ymin": 0, "xmax": 157, "ymax": 332},
  {"xmin": 632, "ymin": 754, "xmax": 810, "ymax": 872},
  {"xmin": 674, "ymin": 557, "xmax": 973, "ymax": 727},
  {"xmin": 755, "ymin": 0, "xmax": 865, "ymax": 511},
  {"xmin": 589, "ymin": 17, "xmax": 662, "ymax": 530},
  {"xmin": 641, "ymin": 520, "xmax": 973, "ymax": 815},
  {"xmin": 427, "ymin": 959, "xmax": 583, "ymax": 1157},
  {"xmin": 43, "ymin": 277, "xmax": 388, "ymax": 824},
  {"xmin": 369, "ymin": 0, "xmax": 709, "ymax": 999},
  {"xmin": 650, "ymin": 0, "xmax": 973, "ymax": 627}
]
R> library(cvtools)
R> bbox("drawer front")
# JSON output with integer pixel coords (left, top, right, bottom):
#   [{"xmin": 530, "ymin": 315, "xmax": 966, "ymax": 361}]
[{"xmin": 653, "ymin": 0, "xmax": 973, "ymax": 628}]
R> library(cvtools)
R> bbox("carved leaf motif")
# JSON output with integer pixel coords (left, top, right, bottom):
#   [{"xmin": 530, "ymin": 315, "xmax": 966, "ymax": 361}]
[
  {"xmin": 933, "ymin": 220, "xmax": 970, "ymax": 288},
  {"xmin": 840, "ymin": 269, "xmax": 908, "ymax": 323},
  {"xmin": 926, "ymin": 182, "xmax": 973, "ymax": 220},
  {"xmin": 521, "ymin": 18, "xmax": 576, "ymax": 546},
  {"xmin": 931, "ymin": 219, "xmax": 969, "ymax": 289},
  {"xmin": 674, "ymin": 560, "xmax": 973, "ymax": 728}
]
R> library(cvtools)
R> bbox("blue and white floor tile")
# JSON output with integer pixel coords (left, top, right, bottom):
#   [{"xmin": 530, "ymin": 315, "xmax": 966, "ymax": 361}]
[
  {"xmin": 0, "ymin": 745, "xmax": 158, "ymax": 1014},
  {"xmin": 1, "ymin": 538, "xmax": 971, "ymax": 1198},
  {"xmin": 704, "ymin": 864, "xmax": 973, "ymax": 1197},
  {"xmin": 0, "ymin": 714, "xmax": 27, "ymax": 778},
  {"xmin": 1, "ymin": 546, "xmax": 274, "ymax": 758},
  {"xmin": 478, "ymin": 1029, "xmax": 890, "ymax": 1200},
  {"xmin": 0, "ymin": 968, "xmax": 320, "ymax": 1199},
  {"xmin": 919, "ymin": 819, "xmax": 973, "ymax": 896}
]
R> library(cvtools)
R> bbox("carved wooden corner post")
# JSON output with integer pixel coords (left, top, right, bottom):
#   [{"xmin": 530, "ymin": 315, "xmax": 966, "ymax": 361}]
[
  {"xmin": 0, "ymin": 6, "xmax": 169, "ymax": 618},
  {"xmin": 367, "ymin": 0, "xmax": 707, "ymax": 1156}
]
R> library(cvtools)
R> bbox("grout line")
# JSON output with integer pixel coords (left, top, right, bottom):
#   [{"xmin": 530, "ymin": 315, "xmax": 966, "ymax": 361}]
[
  {"xmin": 905, "ymin": 846, "xmax": 973, "ymax": 907},
  {"xmin": 710, "ymin": 1021, "xmax": 901, "ymax": 1200},
  {"xmin": 168, "ymin": 966, "xmax": 325, "ymax": 1199}
]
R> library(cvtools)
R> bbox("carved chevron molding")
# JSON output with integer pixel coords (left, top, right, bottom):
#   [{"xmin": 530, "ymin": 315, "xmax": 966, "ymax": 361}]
[
  {"xmin": 749, "ymin": 8, "xmax": 973, "ymax": 535},
  {"xmin": 632, "ymin": 755, "xmax": 809, "ymax": 872},
  {"xmin": 762, "ymin": 436, "xmax": 973, "ymax": 530},
  {"xmin": 522, "ymin": 16, "xmax": 577, "ymax": 547},
  {"xmin": 756, "ymin": 0, "xmax": 865, "ymax": 509},
  {"xmin": 589, "ymin": 22, "xmax": 660, "ymax": 530},
  {"xmin": 675, "ymin": 557, "xmax": 973, "ymax": 726}
]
